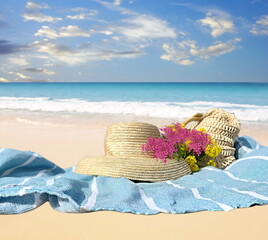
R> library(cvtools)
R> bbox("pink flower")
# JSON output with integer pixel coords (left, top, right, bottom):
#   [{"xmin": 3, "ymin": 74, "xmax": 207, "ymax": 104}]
[
  {"xmin": 142, "ymin": 137, "xmax": 176, "ymax": 163},
  {"xmin": 142, "ymin": 122, "xmax": 213, "ymax": 164}
]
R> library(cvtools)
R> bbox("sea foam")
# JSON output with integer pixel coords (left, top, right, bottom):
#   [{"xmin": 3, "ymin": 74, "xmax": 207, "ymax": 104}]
[{"xmin": 0, "ymin": 97, "xmax": 267, "ymax": 123}]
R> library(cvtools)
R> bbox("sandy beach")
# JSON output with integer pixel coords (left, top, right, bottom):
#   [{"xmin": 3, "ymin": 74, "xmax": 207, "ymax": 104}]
[
  {"xmin": 0, "ymin": 115, "xmax": 268, "ymax": 240},
  {"xmin": 1, "ymin": 0, "xmax": 268, "ymax": 237}
]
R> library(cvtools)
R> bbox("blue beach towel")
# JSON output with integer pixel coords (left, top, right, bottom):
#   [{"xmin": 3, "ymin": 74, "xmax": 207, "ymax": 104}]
[{"xmin": 0, "ymin": 136, "xmax": 268, "ymax": 215}]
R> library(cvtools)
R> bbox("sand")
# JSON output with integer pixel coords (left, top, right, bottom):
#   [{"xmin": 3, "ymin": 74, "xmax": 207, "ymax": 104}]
[{"xmin": 0, "ymin": 117, "xmax": 268, "ymax": 240}]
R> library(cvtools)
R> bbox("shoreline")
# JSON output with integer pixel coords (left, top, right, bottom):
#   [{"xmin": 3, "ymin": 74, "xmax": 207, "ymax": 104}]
[{"xmin": 2, "ymin": 110, "xmax": 268, "ymax": 127}]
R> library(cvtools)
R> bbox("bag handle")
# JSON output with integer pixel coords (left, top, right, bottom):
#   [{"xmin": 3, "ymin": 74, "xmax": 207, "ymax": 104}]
[{"xmin": 182, "ymin": 113, "xmax": 204, "ymax": 127}]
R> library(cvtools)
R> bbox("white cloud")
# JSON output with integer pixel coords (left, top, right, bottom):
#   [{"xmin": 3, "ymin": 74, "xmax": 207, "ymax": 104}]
[
  {"xmin": 161, "ymin": 38, "xmax": 241, "ymax": 65},
  {"xmin": 67, "ymin": 9, "xmax": 98, "ymax": 20},
  {"xmin": 179, "ymin": 59, "xmax": 195, "ymax": 65},
  {"xmin": 23, "ymin": 1, "xmax": 61, "ymax": 22},
  {"xmin": 177, "ymin": 40, "xmax": 197, "ymax": 49},
  {"xmin": 256, "ymin": 15, "xmax": 268, "ymax": 26},
  {"xmin": 23, "ymin": 12, "xmax": 62, "ymax": 22},
  {"xmin": 8, "ymin": 71, "xmax": 32, "ymax": 81},
  {"xmin": 31, "ymin": 40, "xmax": 145, "ymax": 65},
  {"xmin": 21, "ymin": 68, "xmax": 55, "ymax": 75},
  {"xmin": 67, "ymin": 13, "xmax": 95, "ymax": 20},
  {"xmin": 35, "ymin": 25, "xmax": 90, "ymax": 39},
  {"xmin": 250, "ymin": 15, "xmax": 268, "ymax": 35},
  {"xmin": 32, "ymin": 40, "xmax": 73, "ymax": 56},
  {"xmin": 113, "ymin": 0, "xmax": 122, "ymax": 5},
  {"xmin": 198, "ymin": 14, "xmax": 235, "ymax": 37},
  {"xmin": 35, "ymin": 26, "xmax": 58, "ymax": 39},
  {"xmin": 34, "ymin": 26, "xmax": 112, "ymax": 40},
  {"xmin": 250, "ymin": 28, "xmax": 268, "ymax": 35},
  {"xmin": 174, "ymin": 2, "xmax": 236, "ymax": 37},
  {"xmin": 190, "ymin": 38, "xmax": 241, "ymax": 58},
  {"xmin": 95, "ymin": 0, "xmax": 178, "ymax": 43},
  {"xmin": 14, "ymin": 72, "xmax": 30, "ymax": 79},
  {"xmin": 90, "ymin": 29, "xmax": 113, "ymax": 35},
  {"xmin": 112, "ymin": 36, "xmax": 121, "ymax": 41},
  {"xmin": 71, "ymin": 8, "xmax": 88, "ymax": 12},
  {"xmin": 8, "ymin": 71, "xmax": 51, "ymax": 82},
  {"xmin": 8, "ymin": 57, "xmax": 29, "ymax": 66},
  {"xmin": 95, "ymin": 1, "xmax": 177, "ymax": 43},
  {"xmin": 94, "ymin": 0, "xmax": 178, "ymax": 61},
  {"xmin": 161, "ymin": 43, "xmax": 194, "ymax": 65},
  {"xmin": 0, "ymin": 77, "xmax": 10, "ymax": 82},
  {"xmin": 110, "ymin": 15, "xmax": 177, "ymax": 41},
  {"xmin": 26, "ymin": 1, "xmax": 49, "ymax": 10},
  {"xmin": 95, "ymin": 0, "xmax": 134, "ymax": 15}
]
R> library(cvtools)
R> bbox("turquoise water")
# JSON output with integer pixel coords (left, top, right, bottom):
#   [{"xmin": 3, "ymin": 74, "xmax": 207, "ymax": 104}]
[
  {"xmin": 0, "ymin": 82, "xmax": 267, "ymax": 123},
  {"xmin": 0, "ymin": 82, "xmax": 267, "ymax": 104}
]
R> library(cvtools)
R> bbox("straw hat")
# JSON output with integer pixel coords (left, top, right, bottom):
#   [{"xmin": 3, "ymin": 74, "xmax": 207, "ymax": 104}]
[
  {"xmin": 75, "ymin": 122, "xmax": 191, "ymax": 182},
  {"xmin": 183, "ymin": 108, "xmax": 240, "ymax": 169}
]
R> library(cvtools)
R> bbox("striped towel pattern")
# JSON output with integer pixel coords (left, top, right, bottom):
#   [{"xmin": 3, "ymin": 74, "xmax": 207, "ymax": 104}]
[{"xmin": 0, "ymin": 136, "xmax": 267, "ymax": 215}]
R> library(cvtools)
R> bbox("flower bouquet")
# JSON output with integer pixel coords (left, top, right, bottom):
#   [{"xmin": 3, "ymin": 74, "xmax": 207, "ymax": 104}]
[{"xmin": 142, "ymin": 123, "xmax": 221, "ymax": 172}]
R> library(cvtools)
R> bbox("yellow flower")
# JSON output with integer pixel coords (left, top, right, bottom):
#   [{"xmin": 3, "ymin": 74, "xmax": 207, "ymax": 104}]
[
  {"xmin": 207, "ymin": 159, "xmax": 217, "ymax": 167},
  {"xmin": 211, "ymin": 140, "xmax": 217, "ymax": 145},
  {"xmin": 189, "ymin": 163, "xmax": 199, "ymax": 172},
  {"xmin": 168, "ymin": 124, "xmax": 176, "ymax": 131},
  {"xmin": 185, "ymin": 156, "xmax": 199, "ymax": 172},
  {"xmin": 197, "ymin": 128, "xmax": 207, "ymax": 134},
  {"xmin": 180, "ymin": 145, "xmax": 187, "ymax": 151},
  {"xmin": 205, "ymin": 144, "xmax": 222, "ymax": 158},
  {"xmin": 180, "ymin": 143, "xmax": 189, "ymax": 152},
  {"xmin": 185, "ymin": 155, "xmax": 197, "ymax": 165},
  {"xmin": 185, "ymin": 140, "xmax": 191, "ymax": 146}
]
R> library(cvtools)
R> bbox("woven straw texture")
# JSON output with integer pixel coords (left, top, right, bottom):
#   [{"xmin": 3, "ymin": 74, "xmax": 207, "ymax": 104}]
[
  {"xmin": 183, "ymin": 108, "xmax": 240, "ymax": 169},
  {"xmin": 75, "ymin": 122, "xmax": 191, "ymax": 182}
]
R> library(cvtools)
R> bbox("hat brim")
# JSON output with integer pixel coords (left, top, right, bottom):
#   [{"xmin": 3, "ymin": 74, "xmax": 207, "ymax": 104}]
[{"xmin": 75, "ymin": 156, "xmax": 191, "ymax": 182}]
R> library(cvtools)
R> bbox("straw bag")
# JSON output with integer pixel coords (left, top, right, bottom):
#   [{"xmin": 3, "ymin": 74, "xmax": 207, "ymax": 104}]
[{"xmin": 182, "ymin": 108, "xmax": 240, "ymax": 169}]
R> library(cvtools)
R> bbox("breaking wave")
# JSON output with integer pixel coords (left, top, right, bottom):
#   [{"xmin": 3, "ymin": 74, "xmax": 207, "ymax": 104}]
[{"xmin": 0, "ymin": 97, "xmax": 268, "ymax": 123}]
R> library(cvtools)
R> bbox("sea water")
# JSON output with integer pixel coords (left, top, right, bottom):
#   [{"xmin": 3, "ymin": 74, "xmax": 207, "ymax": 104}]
[{"xmin": 0, "ymin": 82, "xmax": 267, "ymax": 124}]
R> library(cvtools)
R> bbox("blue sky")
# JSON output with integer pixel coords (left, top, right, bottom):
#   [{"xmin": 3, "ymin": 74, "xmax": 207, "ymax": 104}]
[{"xmin": 0, "ymin": 0, "xmax": 267, "ymax": 82}]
